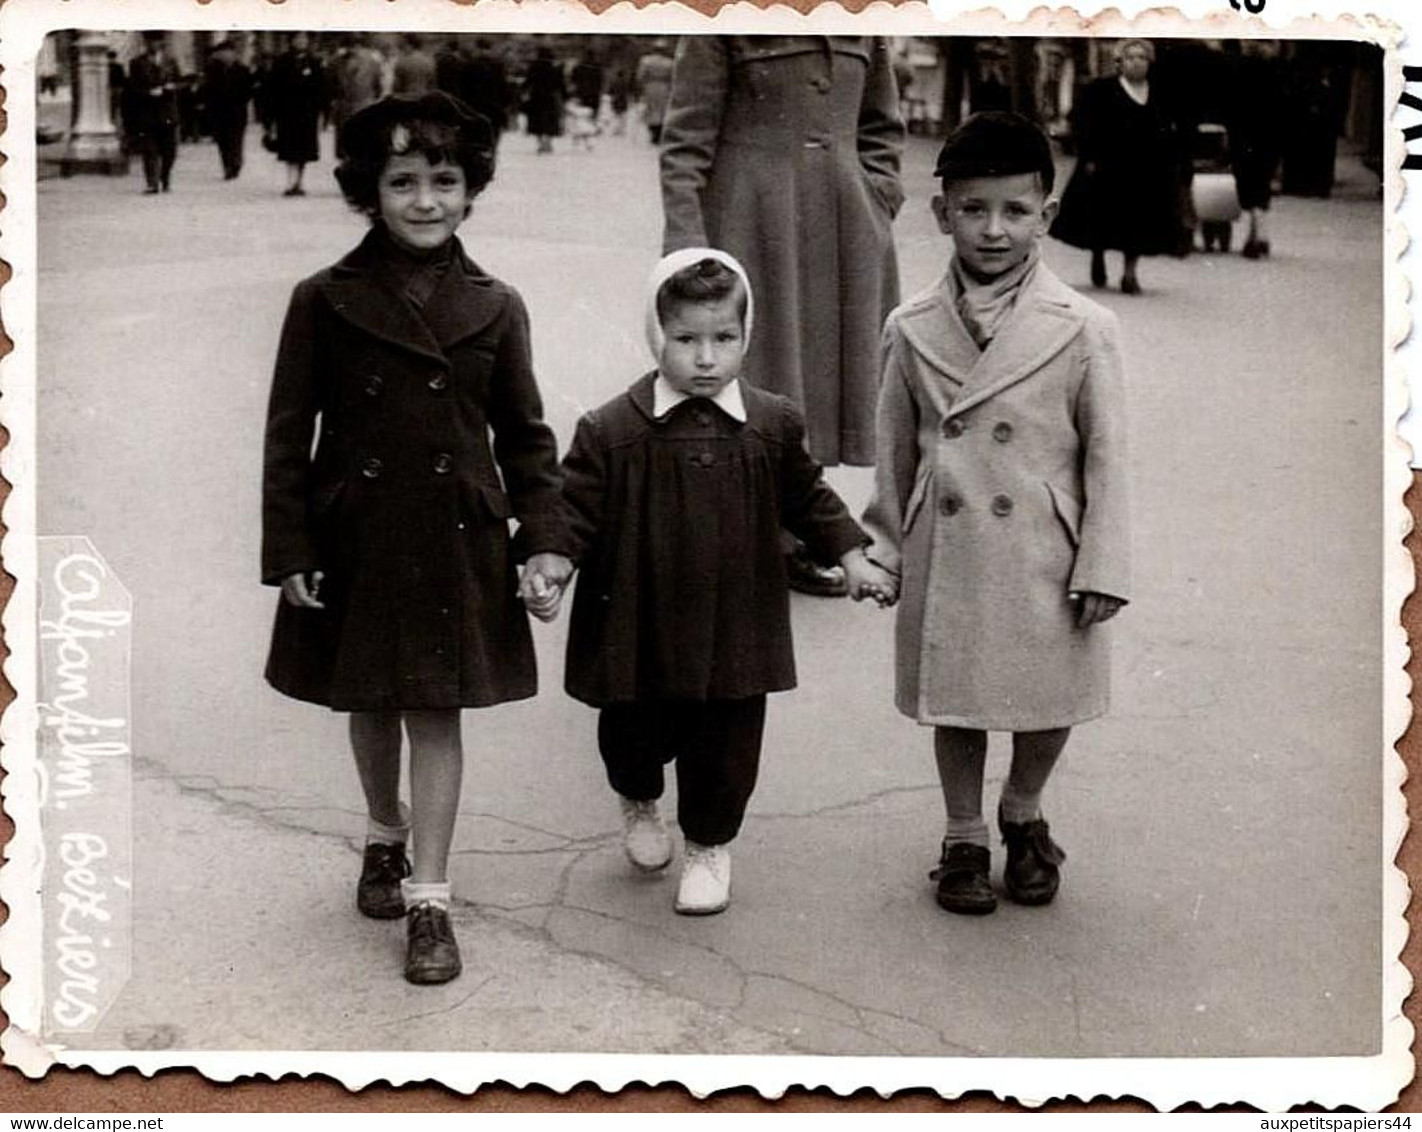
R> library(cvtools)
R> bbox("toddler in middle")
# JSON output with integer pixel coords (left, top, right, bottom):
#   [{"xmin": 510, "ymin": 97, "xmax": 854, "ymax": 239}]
[{"xmin": 541, "ymin": 248, "xmax": 894, "ymax": 915}]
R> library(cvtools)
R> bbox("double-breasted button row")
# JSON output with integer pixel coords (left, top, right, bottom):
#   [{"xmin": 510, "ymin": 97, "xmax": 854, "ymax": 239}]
[
  {"xmin": 365, "ymin": 371, "xmax": 451, "ymax": 395},
  {"xmin": 361, "ymin": 454, "xmax": 456, "ymax": 477},
  {"xmin": 938, "ymin": 493, "xmax": 1016, "ymax": 518},
  {"xmin": 942, "ymin": 418, "xmax": 1015, "ymax": 442}
]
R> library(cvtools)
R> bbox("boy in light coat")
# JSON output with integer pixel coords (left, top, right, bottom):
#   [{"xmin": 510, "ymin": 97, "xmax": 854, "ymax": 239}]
[{"xmin": 863, "ymin": 112, "xmax": 1131, "ymax": 915}]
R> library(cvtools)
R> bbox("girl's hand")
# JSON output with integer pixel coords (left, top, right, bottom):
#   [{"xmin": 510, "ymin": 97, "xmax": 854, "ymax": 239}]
[
  {"xmin": 1071, "ymin": 591, "xmax": 1125, "ymax": 627},
  {"xmin": 519, "ymin": 553, "xmax": 573, "ymax": 623},
  {"xmin": 281, "ymin": 570, "xmax": 325, "ymax": 609}
]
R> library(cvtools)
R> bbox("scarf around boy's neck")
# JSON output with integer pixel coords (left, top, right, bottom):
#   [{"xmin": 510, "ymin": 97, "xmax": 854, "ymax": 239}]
[{"xmin": 950, "ymin": 245, "xmax": 1040, "ymax": 351}]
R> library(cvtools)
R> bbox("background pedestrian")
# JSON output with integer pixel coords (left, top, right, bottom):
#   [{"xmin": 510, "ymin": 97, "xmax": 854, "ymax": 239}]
[
  {"xmin": 268, "ymin": 31, "xmax": 327, "ymax": 196},
  {"xmin": 1050, "ymin": 38, "xmax": 1187, "ymax": 294},
  {"xmin": 128, "ymin": 31, "xmax": 181, "ymax": 193},
  {"xmin": 202, "ymin": 39, "xmax": 252, "ymax": 180}
]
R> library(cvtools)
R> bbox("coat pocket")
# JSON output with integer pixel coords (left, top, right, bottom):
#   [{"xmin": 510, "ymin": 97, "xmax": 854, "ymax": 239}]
[
  {"xmin": 1045, "ymin": 482, "xmax": 1083, "ymax": 548},
  {"xmin": 902, "ymin": 465, "xmax": 933, "ymax": 537}
]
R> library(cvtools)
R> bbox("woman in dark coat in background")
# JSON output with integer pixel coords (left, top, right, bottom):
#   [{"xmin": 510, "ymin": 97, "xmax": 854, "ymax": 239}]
[
  {"xmin": 523, "ymin": 46, "xmax": 566, "ymax": 154},
  {"xmin": 1051, "ymin": 38, "xmax": 1185, "ymax": 294},
  {"xmin": 268, "ymin": 31, "xmax": 327, "ymax": 196}
]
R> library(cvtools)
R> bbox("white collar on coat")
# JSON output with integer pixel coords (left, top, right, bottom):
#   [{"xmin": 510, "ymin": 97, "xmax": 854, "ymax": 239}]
[{"xmin": 652, "ymin": 374, "xmax": 748, "ymax": 422}]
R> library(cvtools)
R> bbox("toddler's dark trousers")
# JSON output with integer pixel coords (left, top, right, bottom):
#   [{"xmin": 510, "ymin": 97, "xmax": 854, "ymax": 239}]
[{"xmin": 598, "ymin": 697, "xmax": 766, "ymax": 847}]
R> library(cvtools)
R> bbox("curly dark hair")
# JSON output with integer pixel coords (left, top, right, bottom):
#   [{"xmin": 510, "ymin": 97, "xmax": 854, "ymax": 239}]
[{"xmin": 334, "ymin": 93, "xmax": 496, "ymax": 218}]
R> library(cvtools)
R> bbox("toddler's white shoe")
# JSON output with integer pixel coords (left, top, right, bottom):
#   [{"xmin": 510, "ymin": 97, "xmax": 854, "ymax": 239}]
[
  {"xmin": 675, "ymin": 841, "xmax": 731, "ymax": 915},
  {"xmin": 619, "ymin": 797, "xmax": 673, "ymax": 872}
]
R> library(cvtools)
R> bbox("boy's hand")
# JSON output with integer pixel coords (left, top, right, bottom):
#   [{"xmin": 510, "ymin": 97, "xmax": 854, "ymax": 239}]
[
  {"xmin": 841, "ymin": 548, "xmax": 899, "ymax": 608},
  {"xmin": 1071, "ymin": 591, "xmax": 1125, "ymax": 628},
  {"xmin": 281, "ymin": 570, "xmax": 325, "ymax": 609},
  {"xmin": 520, "ymin": 553, "xmax": 574, "ymax": 623}
]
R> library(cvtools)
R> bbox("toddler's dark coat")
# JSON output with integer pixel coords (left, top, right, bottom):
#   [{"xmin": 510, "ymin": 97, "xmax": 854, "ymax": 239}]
[
  {"xmin": 261, "ymin": 230, "xmax": 562, "ymax": 711},
  {"xmin": 556, "ymin": 373, "xmax": 866, "ymax": 706}
]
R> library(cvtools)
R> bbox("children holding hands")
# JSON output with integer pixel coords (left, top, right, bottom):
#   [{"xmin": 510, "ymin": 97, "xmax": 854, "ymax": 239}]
[{"xmin": 862, "ymin": 111, "xmax": 1131, "ymax": 915}]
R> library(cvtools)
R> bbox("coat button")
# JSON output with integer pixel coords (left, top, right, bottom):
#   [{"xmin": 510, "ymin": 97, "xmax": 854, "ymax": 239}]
[
  {"xmin": 993, "ymin": 421, "xmax": 1014, "ymax": 443},
  {"xmin": 428, "ymin": 372, "xmax": 449, "ymax": 392},
  {"xmin": 943, "ymin": 418, "xmax": 965, "ymax": 439},
  {"xmin": 432, "ymin": 452, "xmax": 453, "ymax": 475},
  {"xmin": 991, "ymin": 494, "xmax": 1014, "ymax": 516},
  {"xmin": 697, "ymin": 451, "xmax": 715, "ymax": 467},
  {"xmin": 365, "ymin": 374, "xmax": 384, "ymax": 396},
  {"xmin": 694, "ymin": 409, "xmax": 711, "ymax": 426},
  {"xmin": 811, "ymin": 76, "xmax": 830, "ymax": 92},
  {"xmin": 361, "ymin": 457, "xmax": 383, "ymax": 479},
  {"xmin": 939, "ymin": 495, "xmax": 961, "ymax": 517}
]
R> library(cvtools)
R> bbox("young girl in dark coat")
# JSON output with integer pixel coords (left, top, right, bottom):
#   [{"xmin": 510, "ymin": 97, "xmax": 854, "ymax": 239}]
[
  {"xmin": 533, "ymin": 249, "xmax": 894, "ymax": 915},
  {"xmin": 261, "ymin": 93, "xmax": 571, "ymax": 985}
]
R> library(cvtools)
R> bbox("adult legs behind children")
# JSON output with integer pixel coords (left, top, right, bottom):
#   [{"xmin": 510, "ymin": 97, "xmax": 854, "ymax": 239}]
[
  {"xmin": 350, "ymin": 708, "xmax": 464, "ymax": 984},
  {"xmin": 933, "ymin": 726, "xmax": 1070, "ymax": 914}
]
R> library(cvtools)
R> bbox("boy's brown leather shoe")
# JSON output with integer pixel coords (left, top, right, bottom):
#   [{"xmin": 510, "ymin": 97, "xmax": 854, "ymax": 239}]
[
  {"xmin": 931, "ymin": 841, "xmax": 997, "ymax": 915},
  {"xmin": 405, "ymin": 903, "xmax": 462, "ymax": 985},
  {"xmin": 998, "ymin": 809, "xmax": 1067, "ymax": 906},
  {"xmin": 357, "ymin": 842, "xmax": 411, "ymax": 920}
]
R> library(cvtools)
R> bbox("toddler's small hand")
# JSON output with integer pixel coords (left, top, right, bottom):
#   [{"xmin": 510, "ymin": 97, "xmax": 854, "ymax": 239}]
[
  {"xmin": 841, "ymin": 550, "xmax": 899, "ymax": 608},
  {"xmin": 519, "ymin": 553, "xmax": 574, "ymax": 623},
  {"xmin": 1071, "ymin": 591, "xmax": 1125, "ymax": 627}
]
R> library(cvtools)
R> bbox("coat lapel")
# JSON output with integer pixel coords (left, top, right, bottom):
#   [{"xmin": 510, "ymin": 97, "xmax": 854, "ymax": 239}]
[
  {"xmin": 319, "ymin": 233, "xmax": 505, "ymax": 363},
  {"xmin": 894, "ymin": 276, "xmax": 982, "ymax": 389},
  {"xmin": 945, "ymin": 266, "xmax": 1085, "ymax": 419}
]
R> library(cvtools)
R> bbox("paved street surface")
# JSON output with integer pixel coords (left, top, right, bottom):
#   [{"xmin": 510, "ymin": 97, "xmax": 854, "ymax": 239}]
[{"xmin": 32, "ymin": 123, "xmax": 1385, "ymax": 1060}]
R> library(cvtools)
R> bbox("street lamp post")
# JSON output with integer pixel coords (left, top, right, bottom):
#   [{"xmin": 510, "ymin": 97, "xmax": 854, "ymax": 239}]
[{"xmin": 61, "ymin": 30, "xmax": 128, "ymax": 175}]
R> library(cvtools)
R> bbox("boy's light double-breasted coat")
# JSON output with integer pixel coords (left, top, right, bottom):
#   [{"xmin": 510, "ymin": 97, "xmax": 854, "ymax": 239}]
[{"xmin": 863, "ymin": 264, "xmax": 1131, "ymax": 731}]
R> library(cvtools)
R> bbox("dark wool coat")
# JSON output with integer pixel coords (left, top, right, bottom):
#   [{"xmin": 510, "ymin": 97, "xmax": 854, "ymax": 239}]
[
  {"xmin": 1051, "ymin": 77, "xmax": 1186, "ymax": 257},
  {"xmin": 863, "ymin": 264, "xmax": 1131, "ymax": 731},
  {"xmin": 659, "ymin": 36, "xmax": 905, "ymax": 467},
  {"xmin": 523, "ymin": 58, "xmax": 566, "ymax": 137},
  {"xmin": 268, "ymin": 50, "xmax": 326, "ymax": 165},
  {"xmin": 262, "ymin": 231, "xmax": 563, "ymax": 711},
  {"xmin": 555, "ymin": 375, "xmax": 867, "ymax": 707}
]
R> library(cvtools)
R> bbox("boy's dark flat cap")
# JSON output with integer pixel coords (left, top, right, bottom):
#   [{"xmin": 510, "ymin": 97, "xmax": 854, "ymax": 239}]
[
  {"xmin": 935, "ymin": 111, "xmax": 1055, "ymax": 188},
  {"xmin": 339, "ymin": 91, "xmax": 494, "ymax": 159}
]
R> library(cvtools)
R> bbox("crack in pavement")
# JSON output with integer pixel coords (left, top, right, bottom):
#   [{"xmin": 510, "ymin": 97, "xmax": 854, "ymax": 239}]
[{"xmin": 373, "ymin": 977, "xmax": 494, "ymax": 1030}]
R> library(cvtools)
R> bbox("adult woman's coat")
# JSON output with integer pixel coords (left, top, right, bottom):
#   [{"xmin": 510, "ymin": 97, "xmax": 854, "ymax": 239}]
[
  {"xmin": 261, "ymin": 231, "xmax": 562, "ymax": 711},
  {"xmin": 659, "ymin": 35, "xmax": 905, "ymax": 467},
  {"xmin": 862, "ymin": 266, "xmax": 1131, "ymax": 731},
  {"xmin": 1051, "ymin": 76, "xmax": 1185, "ymax": 257},
  {"xmin": 268, "ymin": 47, "xmax": 326, "ymax": 165}
]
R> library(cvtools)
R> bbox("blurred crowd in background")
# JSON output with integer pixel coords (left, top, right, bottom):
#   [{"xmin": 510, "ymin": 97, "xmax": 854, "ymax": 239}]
[{"xmin": 40, "ymin": 29, "xmax": 1384, "ymax": 191}]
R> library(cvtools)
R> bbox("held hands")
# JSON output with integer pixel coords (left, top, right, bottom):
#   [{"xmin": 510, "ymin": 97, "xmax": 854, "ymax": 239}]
[
  {"xmin": 841, "ymin": 548, "xmax": 899, "ymax": 608},
  {"xmin": 519, "ymin": 553, "xmax": 575, "ymax": 623},
  {"xmin": 281, "ymin": 570, "xmax": 325, "ymax": 609},
  {"xmin": 1071, "ymin": 591, "xmax": 1125, "ymax": 628}
]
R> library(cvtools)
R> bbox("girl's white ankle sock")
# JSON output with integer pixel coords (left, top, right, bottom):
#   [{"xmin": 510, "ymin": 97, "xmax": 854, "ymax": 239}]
[{"xmin": 402, "ymin": 880, "xmax": 452, "ymax": 909}]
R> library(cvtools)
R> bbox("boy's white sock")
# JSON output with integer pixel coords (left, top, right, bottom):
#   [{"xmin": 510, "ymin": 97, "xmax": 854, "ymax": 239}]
[
  {"xmin": 998, "ymin": 786, "xmax": 1043, "ymax": 826},
  {"xmin": 944, "ymin": 816, "xmax": 990, "ymax": 848},
  {"xmin": 402, "ymin": 880, "xmax": 452, "ymax": 909},
  {"xmin": 367, "ymin": 801, "xmax": 412, "ymax": 846}
]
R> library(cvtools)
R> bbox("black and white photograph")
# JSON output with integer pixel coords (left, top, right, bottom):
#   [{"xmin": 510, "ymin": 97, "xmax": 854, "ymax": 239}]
[{"xmin": 1, "ymin": 0, "xmax": 1411, "ymax": 1109}]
